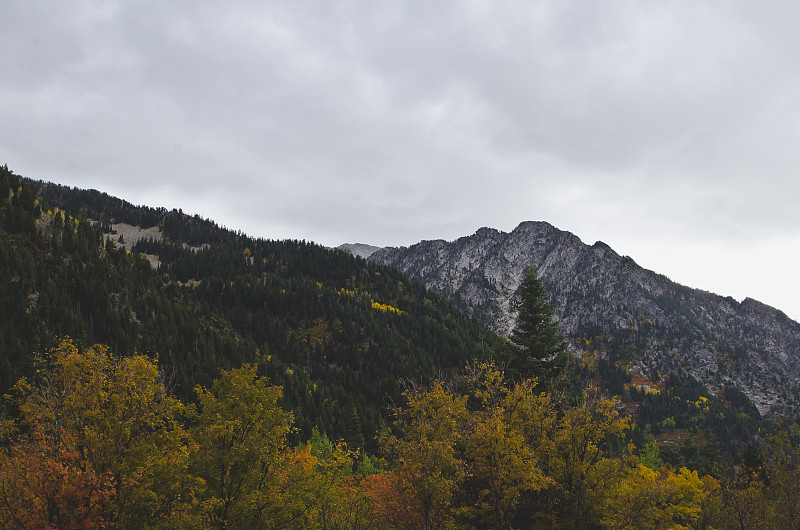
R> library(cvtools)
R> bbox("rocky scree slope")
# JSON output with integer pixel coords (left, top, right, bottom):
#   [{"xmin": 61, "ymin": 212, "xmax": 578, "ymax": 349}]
[{"xmin": 369, "ymin": 221, "xmax": 800, "ymax": 417}]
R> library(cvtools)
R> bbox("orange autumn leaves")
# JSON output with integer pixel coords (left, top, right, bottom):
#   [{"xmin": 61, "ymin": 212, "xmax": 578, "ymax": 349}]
[
  {"xmin": 0, "ymin": 341, "xmax": 715, "ymax": 529},
  {"xmin": 1, "ymin": 340, "xmax": 191, "ymax": 528},
  {"xmin": 0, "ymin": 340, "xmax": 360, "ymax": 528}
]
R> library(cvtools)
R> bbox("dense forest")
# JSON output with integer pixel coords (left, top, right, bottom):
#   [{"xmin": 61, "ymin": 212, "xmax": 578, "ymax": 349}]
[
  {"xmin": 0, "ymin": 165, "xmax": 497, "ymax": 449},
  {"xmin": 2, "ymin": 164, "xmax": 798, "ymax": 528}
]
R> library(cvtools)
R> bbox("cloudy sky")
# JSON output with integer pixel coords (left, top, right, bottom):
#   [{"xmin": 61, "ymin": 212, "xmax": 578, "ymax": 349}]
[{"xmin": 2, "ymin": 1, "xmax": 798, "ymax": 321}]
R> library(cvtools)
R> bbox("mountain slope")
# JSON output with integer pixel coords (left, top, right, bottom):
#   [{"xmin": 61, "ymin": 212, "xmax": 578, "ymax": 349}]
[
  {"xmin": 370, "ymin": 221, "xmax": 800, "ymax": 417},
  {"xmin": 0, "ymin": 166, "xmax": 498, "ymax": 449}
]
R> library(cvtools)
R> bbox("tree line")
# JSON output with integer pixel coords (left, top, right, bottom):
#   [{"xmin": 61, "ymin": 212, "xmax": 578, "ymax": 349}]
[{"xmin": 3, "ymin": 339, "xmax": 800, "ymax": 528}]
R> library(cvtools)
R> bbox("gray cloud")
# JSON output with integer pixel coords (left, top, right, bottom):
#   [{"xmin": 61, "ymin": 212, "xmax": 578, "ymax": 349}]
[{"xmin": 1, "ymin": 0, "xmax": 798, "ymax": 319}]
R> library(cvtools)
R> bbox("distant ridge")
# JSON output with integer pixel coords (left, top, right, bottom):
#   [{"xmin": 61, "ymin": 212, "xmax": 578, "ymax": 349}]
[{"xmin": 337, "ymin": 243, "xmax": 383, "ymax": 259}]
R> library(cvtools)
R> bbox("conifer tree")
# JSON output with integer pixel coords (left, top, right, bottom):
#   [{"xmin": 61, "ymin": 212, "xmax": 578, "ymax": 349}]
[{"xmin": 505, "ymin": 267, "xmax": 569, "ymax": 387}]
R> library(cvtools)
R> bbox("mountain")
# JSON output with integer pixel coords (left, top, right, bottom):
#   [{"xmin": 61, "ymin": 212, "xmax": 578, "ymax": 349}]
[
  {"xmin": 369, "ymin": 221, "xmax": 800, "ymax": 417},
  {"xmin": 0, "ymin": 166, "xmax": 498, "ymax": 449},
  {"xmin": 337, "ymin": 243, "xmax": 382, "ymax": 259}
]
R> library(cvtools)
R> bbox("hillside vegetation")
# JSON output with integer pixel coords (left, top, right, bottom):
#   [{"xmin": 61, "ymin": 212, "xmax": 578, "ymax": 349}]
[
  {"xmin": 0, "ymin": 165, "xmax": 497, "ymax": 447},
  {"xmin": 2, "ymin": 165, "xmax": 799, "ymax": 528}
]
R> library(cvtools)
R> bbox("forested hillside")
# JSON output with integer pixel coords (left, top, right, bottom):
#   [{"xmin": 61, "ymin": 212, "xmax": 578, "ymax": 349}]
[
  {"xmin": 0, "ymin": 165, "xmax": 497, "ymax": 447},
  {"xmin": 5, "ymin": 166, "xmax": 800, "ymax": 528}
]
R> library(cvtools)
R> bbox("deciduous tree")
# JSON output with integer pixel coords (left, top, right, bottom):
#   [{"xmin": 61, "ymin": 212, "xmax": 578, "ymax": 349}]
[
  {"xmin": 192, "ymin": 364, "xmax": 323, "ymax": 527},
  {"xmin": 379, "ymin": 382, "xmax": 468, "ymax": 530},
  {"xmin": 2, "ymin": 339, "xmax": 196, "ymax": 527}
]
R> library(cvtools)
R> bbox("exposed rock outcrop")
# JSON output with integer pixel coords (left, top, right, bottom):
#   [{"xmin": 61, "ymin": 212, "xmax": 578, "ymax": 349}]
[
  {"xmin": 337, "ymin": 243, "xmax": 383, "ymax": 259},
  {"xmin": 370, "ymin": 221, "xmax": 800, "ymax": 417}
]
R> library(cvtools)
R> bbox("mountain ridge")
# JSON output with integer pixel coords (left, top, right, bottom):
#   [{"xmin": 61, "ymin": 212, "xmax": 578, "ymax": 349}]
[{"xmin": 367, "ymin": 221, "xmax": 800, "ymax": 417}]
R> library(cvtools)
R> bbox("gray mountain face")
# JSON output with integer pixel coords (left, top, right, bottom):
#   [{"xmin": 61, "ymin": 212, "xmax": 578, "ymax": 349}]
[
  {"xmin": 337, "ymin": 243, "xmax": 383, "ymax": 259},
  {"xmin": 369, "ymin": 221, "xmax": 800, "ymax": 417}
]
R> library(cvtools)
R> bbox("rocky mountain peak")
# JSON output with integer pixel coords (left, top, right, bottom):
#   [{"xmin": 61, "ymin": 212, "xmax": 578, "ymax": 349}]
[
  {"xmin": 336, "ymin": 243, "xmax": 383, "ymax": 259},
  {"xmin": 369, "ymin": 221, "xmax": 800, "ymax": 418},
  {"xmin": 474, "ymin": 226, "xmax": 501, "ymax": 238}
]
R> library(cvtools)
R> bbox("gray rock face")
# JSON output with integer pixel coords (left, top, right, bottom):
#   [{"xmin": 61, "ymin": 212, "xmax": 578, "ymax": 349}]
[
  {"xmin": 370, "ymin": 221, "xmax": 800, "ymax": 417},
  {"xmin": 337, "ymin": 243, "xmax": 383, "ymax": 259}
]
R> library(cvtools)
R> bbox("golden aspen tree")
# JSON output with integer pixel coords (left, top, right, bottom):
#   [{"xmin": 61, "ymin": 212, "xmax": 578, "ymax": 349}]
[
  {"xmin": 601, "ymin": 464, "xmax": 710, "ymax": 529},
  {"xmin": 191, "ymin": 364, "xmax": 299, "ymax": 527},
  {"xmin": 379, "ymin": 382, "xmax": 469, "ymax": 530},
  {"xmin": 462, "ymin": 363, "xmax": 552, "ymax": 528},
  {"xmin": 2, "ymin": 339, "xmax": 197, "ymax": 528}
]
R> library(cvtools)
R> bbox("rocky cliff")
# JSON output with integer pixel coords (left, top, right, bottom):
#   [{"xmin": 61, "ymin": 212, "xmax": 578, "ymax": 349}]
[
  {"xmin": 369, "ymin": 221, "xmax": 800, "ymax": 417},
  {"xmin": 337, "ymin": 243, "xmax": 382, "ymax": 259}
]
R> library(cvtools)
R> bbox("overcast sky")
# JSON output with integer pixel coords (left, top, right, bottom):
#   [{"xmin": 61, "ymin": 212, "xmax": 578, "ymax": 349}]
[{"xmin": 2, "ymin": 1, "xmax": 798, "ymax": 321}]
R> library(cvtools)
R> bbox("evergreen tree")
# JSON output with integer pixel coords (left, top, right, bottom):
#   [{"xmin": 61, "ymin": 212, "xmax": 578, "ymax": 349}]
[
  {"xmin": 505, "ymin": 267, "xmax": 569, "ymax": 387},
  {"xmin": 346, "ymin": 406, "xmax": 365, "ymax": 454}
]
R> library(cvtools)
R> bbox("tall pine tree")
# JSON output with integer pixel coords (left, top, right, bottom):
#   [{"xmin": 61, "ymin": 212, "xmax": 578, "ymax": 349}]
[{"xmin": 505, "ymin": 267, "xmax": 569, "ymax": 387}]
